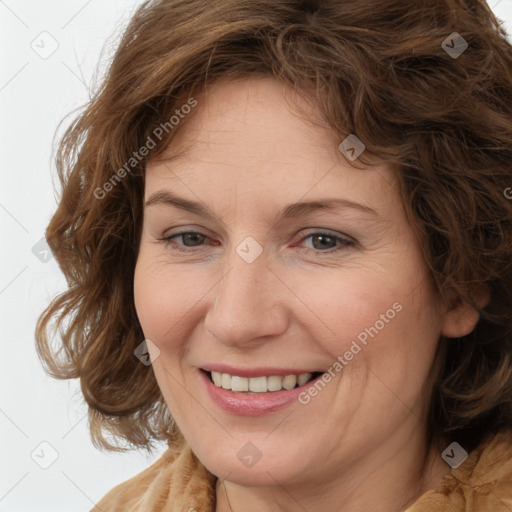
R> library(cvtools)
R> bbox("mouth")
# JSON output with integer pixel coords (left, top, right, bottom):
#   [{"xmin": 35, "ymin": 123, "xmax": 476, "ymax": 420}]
[
  {"xmin": 201, "ymin": 369, "xmax": 323, "ymax": 394},
  {"xmin": 199, "ymin": 366, "xmax": 329, "ymax": 416}
]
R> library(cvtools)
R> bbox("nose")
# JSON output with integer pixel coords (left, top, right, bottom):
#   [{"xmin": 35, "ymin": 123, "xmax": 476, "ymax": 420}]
[{"xmin": 203, "ymin": 248, "xmax": 288, "ymax": 347}]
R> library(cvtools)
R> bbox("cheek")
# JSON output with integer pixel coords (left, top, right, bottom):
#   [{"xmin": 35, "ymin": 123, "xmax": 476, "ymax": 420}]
[
  {"xmin": 295, "ymin": 259, "xmax": 440, "ymax": 376},
  {"xmin": 292, "ymin": 268, "xmax": 402, "ymax": 355},
  {"xmin": 133, "ymin": 256, "xmax": 197, "ymax": 346},
  {"xmin": 133, "ymin": 259, "xmax": 198, "ymax": 409}
]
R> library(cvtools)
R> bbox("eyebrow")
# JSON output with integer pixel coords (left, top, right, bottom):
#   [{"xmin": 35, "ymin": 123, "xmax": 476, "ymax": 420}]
[{"xmin": 144, "ymin": 190, "xmax": 379, "ymax": 220}]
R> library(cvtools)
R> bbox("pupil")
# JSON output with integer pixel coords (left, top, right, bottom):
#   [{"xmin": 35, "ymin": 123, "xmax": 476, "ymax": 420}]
[
  {"xmin": 184, "ymin": 233, "xmax": 204, "ymax": 246},
  {"xmin": 313, "ymin": 235, "xmax": 335, "ymax": 250}
]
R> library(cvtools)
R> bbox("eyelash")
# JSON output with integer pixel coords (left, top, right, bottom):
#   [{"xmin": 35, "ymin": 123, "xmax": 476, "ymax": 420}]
[{"xmin": 159, "ymin": 230, "xmax": 356, "ymax": 255}]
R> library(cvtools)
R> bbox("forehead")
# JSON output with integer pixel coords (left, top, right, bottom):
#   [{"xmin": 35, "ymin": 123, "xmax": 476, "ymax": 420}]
[{"xmin": 145, "ymin": 77, "xmax": 400, "ymax": 219}]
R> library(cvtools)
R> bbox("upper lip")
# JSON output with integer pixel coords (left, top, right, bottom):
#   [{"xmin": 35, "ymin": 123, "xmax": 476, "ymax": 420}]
[{"xmin": 200, "ymin": 364, "xmax": 322, "ymax": 378}]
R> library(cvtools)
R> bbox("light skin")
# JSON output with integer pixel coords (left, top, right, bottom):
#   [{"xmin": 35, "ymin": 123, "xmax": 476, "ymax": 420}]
[{"xmin": 133, "ymin": 77, "xmax": 484, "ymax": 512}]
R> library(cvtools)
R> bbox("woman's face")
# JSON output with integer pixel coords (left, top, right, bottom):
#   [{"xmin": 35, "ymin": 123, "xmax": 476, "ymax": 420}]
[{"xmin": 134, "ymin": 77, "xmax": 462, "ymax": 490}]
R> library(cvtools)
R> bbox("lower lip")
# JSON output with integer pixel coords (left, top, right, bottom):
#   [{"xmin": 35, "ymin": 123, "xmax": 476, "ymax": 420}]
[{"xmin": 200, "ymin": 370, "xmax": 317, "ymax": 416}]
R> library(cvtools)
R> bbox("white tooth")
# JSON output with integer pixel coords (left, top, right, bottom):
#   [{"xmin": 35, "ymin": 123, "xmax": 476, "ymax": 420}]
[
  {"xmin": 297, "ymin": 373, "xmax": 312, "ymax": 386},
  {"xmin": 267, "ymin": 375, "xmax": 283, "ymax": 392},
  {"xmin": 221, "ymin": 373, "xmax": 232, "ymax": 389},
  {"xmin": 211, "ymin": 371, "xmax": 222, "ymax": 387},
  {"xmin": 282, "ymin": 374, "xmax": 297, "ymax": 390},
  {"xmin": 249, "ymin": 376, "xmax": 267, "ymax": 393},
  {"xmin": 231, "ymin": 376, "xmax": 249, "ymax": 392}
]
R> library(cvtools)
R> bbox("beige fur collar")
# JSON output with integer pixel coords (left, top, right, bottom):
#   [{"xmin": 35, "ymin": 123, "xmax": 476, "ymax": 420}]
[{"xmin": 94, "ymin": 429, "xmax": 512, "ymax": 511}]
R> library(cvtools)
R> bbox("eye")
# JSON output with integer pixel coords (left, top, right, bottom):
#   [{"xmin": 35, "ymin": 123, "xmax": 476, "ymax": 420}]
[
  {"xmin": 159, "ymin": 229, "xmax": 356, "ymax": 254},
  {"xmin": 160, "ymin": 231, "xmax": 214, "ymax": 253},
  {"xmin": 295, "ymin": 230, "xmax": 357, "ymax": 253}
]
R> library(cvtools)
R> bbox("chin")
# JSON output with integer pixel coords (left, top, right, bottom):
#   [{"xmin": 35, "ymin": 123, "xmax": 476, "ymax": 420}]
[{"xmin": 193, "ymin": 440, "xmax": 306, "ymax": 486}]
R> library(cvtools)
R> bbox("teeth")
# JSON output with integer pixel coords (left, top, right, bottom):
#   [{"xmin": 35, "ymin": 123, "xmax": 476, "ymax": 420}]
[
  {"xmin": 297, "ymin": 373, "xmax": 311, "ymax": 386},
  {"xmin": 212, "ymin": 371, "xmax": 222, "ymax": 387},
  {"xmin": 249, "ymin": 376, "xmax": 267, "ymax": 392},
  {"xmin": 210, "ymin": 371, "xmax": 314, "ymax": 393},
  {"xmin": 231, "ymin": 376, "xmax": 249, "ymax": 392},
  {"xmin": 282, "ymin": 375, "xmax": 297, "ymax": 390},
  {"xmin": 221, "ymin": 373, "xmax": 231, "ymax": 390},
  {"xmin": 267, "ymin": 375, "xmax": 282, "ymax": 392}
]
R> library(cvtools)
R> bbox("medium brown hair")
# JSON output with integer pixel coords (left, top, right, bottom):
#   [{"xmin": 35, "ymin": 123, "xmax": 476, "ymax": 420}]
[{"xmin": 36, "ymin": 0, "xmax": 512, "ymax": 453}]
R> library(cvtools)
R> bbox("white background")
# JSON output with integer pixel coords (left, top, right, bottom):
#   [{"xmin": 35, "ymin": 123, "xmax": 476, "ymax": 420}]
[{"xmin": 1, "ymin": 1, "xmax": 511, "ymax": 510}]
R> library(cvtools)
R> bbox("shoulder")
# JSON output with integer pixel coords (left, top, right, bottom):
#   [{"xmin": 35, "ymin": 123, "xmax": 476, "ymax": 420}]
[
  {"xmin": 92, "ymin": 442, "xmax": 216, "ymax": 512},
  {"xmin": 407, "ymin": 429, "xmax": 512, "ymax": 512}
]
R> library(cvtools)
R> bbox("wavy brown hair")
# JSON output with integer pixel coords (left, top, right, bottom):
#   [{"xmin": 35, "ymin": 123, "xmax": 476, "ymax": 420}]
[{"xmin": 36, "ymin": 0, "xmax": 512, "ymax": 453}]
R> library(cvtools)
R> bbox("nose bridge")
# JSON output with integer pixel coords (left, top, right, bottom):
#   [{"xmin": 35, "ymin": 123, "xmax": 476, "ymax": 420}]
[{"xmin": 204, "ymin": 243, "xmax": 287, "ymax": 345}]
